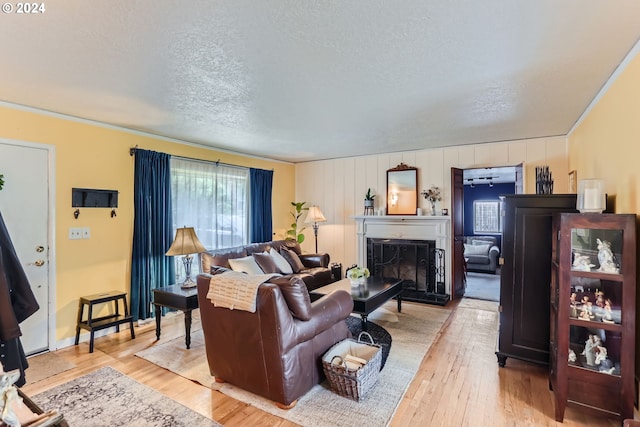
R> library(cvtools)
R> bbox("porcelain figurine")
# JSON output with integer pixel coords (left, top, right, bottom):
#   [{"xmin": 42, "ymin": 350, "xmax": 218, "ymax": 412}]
[
  {"xmin": 595, "ymin": 346, "xmax": 615, "ymax": 374},
  {"xmin": 602, "ymin": 299, "xmax": 615, "ymax": 323},
  {"xmin": 582, "ymin": 335, "xmax": 599, "ymax": 366},
  {"xmin": 597, "ymin": 238, "xmax": 619, "ymax": 274},
  {"xmin": 579, "ymin": 297, "xmax": 593, "ymax": 321},
  {"xmin": 569, "ymin": 292, "xmax": 578, "ymax": 318},
  {"xmin": 572, "ymin": 252, "xmax": 594, "ymax": 271}
]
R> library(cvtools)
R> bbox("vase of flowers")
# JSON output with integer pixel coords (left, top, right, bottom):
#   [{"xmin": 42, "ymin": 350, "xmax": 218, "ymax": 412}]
[
  {"xmin": 347, "ymin": 265, "xmax": 370, "ymax": 286},
  {"xmin": 421, "ymin": 186, "xmax": 442, "ymax": 216}
]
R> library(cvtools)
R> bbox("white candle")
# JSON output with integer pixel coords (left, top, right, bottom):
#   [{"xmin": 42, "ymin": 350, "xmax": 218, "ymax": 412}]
[{"xmin": 583, "ymin": 188, "xmax": 600, "ymax": 210}]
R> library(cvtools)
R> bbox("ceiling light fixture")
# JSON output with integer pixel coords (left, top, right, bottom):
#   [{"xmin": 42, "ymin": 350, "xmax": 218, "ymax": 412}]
[{"xmin": 489, "ymin": 180, "xmax": 494, "ymax": 187}]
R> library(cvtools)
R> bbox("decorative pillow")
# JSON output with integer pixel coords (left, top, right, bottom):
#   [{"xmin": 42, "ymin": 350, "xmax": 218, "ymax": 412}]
[
  {"xmin": 269, "ymin": 248, "xmax": 293, "ymax": 274},
  {"xmin": 464, "ymin": 243, "xmax": 491, "ymax": 256},
  {"xmin": 253, "ymin": 252, "xmax": 278, "ymax": 274},
  {"xmin": 472, "ymin": 239, "xmax": 494, "ymax": 247},
  {"xmin": 269, "ymin": 276, "xmax": 312, "ymax": 320},
  {"xmin": 227, "ymin": 255, "xmax": 264, "ymax": 275},
  {"xmin": 280, "ymin": 247, "xmax": 306, "ymax": 273}
]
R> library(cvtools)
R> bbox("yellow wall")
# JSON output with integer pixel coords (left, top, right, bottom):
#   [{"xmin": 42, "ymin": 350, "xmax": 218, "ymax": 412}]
[
  {"xmin": 0, "ymin": 105, "xmax": 294, "ymax": 344},
  {"xmin": 568, "ymin": 50, "xmax": 640, "ymax": 213}
]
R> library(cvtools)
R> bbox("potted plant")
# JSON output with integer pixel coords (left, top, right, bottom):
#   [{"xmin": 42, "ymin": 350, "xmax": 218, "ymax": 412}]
[
  {"xmin": 347, "ymin": 265, "xmax": 370, "ymax": 286},
  {"xmin": 285, "ymin": 201, "xmax": 308, "ymax": 243},
  {"xmin": 364, "ymin": 188, "xmax": 375, "ymax": 214}
]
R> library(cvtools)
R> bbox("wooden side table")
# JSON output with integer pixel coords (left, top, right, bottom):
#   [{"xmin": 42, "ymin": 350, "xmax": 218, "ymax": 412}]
[
  {"xmin": 74, "ymin": 291, "xmax": 135, "ymax": 353},
  {"xmin": 152, "ymin": 285, "xmax": 199, "ymax": 349}
]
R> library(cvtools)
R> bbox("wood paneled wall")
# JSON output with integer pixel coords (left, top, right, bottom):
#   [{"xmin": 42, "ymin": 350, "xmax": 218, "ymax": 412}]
[{"xmin": 293, "ymin": 136, "xmax": 568, "ymax": 268}]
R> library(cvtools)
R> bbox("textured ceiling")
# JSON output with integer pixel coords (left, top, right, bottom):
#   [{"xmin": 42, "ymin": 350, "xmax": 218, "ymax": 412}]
[{"xmin": 1, "ymin": 1, "xmax": 639, "ymax": 162}]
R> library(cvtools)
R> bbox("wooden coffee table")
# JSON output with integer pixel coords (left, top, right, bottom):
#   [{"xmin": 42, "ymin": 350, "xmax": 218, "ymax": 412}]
[{"xmin": 310, "ymin": 277, "xmax": 403, "ymax": 330}]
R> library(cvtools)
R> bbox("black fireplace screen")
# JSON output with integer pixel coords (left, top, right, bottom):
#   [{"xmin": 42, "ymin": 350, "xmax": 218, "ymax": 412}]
[{"xmin": 366, "ymin": 238, "xmax": 448, "ymax": 305}]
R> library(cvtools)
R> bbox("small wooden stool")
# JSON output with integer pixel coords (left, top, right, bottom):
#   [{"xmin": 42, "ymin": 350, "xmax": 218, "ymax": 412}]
[{"xmin": 74, "ymin": 291, "xmax": 135, "ymax": 353}]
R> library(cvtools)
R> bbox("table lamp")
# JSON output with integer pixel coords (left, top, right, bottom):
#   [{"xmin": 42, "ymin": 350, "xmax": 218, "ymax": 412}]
[
  {"xmin": 305, "ymin": 205, "xmax": 326, "ymax": 253},
  {"xmin": 166, "ymin": 227, "xmax": 206, "ymax": 289}
]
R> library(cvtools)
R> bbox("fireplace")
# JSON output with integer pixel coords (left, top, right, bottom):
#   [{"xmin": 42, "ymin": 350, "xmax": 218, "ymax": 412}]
[
  {"xmin": 354, "ymin": 215, "xmax": 452, "ymax": 305},
  {"xmin": 366, "ymin": 238, "xmax": 448, "ymax": 305}
]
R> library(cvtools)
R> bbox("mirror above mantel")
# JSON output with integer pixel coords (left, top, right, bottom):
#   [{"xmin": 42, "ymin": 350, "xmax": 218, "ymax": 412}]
[{"xmin": 386, "ymin": 163, "xmax": 418, "ymax": 215}]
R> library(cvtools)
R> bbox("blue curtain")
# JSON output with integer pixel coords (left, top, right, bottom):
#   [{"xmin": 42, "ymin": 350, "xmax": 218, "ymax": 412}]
[
  {"xmin": 249, "ymin": 168, "xmax": 273, "ymax": 243},
  {"xmin": 130, "ymin": 149, "xmax": 175, "ymax": 321}
]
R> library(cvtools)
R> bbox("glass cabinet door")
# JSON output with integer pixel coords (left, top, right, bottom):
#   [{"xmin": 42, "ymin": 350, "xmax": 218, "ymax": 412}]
[{"xmin": 567, "ymin": 227, "xmax": 624, "ymax": 379}]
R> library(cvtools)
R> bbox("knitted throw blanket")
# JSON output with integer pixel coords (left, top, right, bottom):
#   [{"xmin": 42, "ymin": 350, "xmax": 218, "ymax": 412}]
[{"xmin": 206, "ymin": 271, "xmax": 275, "ymax": 313}]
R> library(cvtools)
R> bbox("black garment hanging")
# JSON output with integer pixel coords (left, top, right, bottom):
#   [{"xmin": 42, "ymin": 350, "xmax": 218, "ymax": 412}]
[{"xmin": 0, "ymin": 211, "xmax": 39, "ymax": 386}]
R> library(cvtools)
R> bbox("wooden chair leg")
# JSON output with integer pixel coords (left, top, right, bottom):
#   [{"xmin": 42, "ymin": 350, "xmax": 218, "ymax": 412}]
[{"xmin": 275, "ymin": 400, "xmax": 297, "ymax": 410}]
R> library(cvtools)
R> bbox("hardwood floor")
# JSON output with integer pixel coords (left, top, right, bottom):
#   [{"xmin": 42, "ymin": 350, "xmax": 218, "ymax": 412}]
[{"xmin": 20, "ymin": 300, "xmax": 634, "ymax": 426}]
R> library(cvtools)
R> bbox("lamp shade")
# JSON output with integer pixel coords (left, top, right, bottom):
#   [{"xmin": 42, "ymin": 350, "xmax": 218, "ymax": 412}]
[
  {"xmin": 305, "ymin": 206, "xmax": 326, "ymax": 224},
  {"xmin": 166, "ymin": 227, "xmax": 206, "ymax": 256}
]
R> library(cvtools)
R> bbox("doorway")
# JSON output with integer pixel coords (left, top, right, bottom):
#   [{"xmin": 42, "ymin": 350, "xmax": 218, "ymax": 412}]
[
  {"xmin": 0, "ymin": 139, "xmax": 55, "ymax": 355},
  {"xmin": 453, "ymin": 165, "xmax": 521, "ymax": 302}
]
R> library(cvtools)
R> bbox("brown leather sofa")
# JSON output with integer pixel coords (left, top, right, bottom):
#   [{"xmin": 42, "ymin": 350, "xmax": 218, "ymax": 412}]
[
  {"xmin": 196, "ymin": 272, "xmax": 353, "ymax": 407},
  {"xmin": 200, "ymin": 239, "xmax": 333, "ymax": 291}
]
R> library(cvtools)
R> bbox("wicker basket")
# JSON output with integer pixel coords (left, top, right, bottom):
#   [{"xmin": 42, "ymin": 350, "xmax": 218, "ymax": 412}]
[{"xmin": 322, "ymin": 331, "xmax": 382, "ymax": 401}]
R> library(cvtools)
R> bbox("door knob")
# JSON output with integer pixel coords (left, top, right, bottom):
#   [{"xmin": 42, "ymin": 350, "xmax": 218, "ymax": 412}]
[
  {"xmin": 36, "ymin": 246, "xmax": 45, "ymax": 253},
  {"xmin": 32, "ymin": 260, "xmax": 45, "ymax": 267}
]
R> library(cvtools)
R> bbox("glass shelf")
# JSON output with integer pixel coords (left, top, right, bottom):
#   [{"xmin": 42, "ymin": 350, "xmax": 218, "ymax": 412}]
[
  {"xmin": 570, "ymin": 228, "xmax": 623, "ymax": 274},
  {"xmin": 568, "ymin": 325, "xmax": 621, "ymax": 377},
  {"xmin": 568, "ymin": 277, "xmax": 621, "ymax": 325}
]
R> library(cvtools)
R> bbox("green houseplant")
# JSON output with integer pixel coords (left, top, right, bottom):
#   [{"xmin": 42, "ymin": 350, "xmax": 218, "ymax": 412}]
[
  {"xmin": 364, "ymin": 188, "xmax": 375, "ymax": 214},
  {"xmin": 286, "ymin": 201, "xmax": 308, "ymax": 243}
]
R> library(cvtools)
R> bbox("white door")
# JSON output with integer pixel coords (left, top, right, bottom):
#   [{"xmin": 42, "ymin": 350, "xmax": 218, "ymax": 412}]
[{"xmin": 0, "ymin": 141, "xmax": 50, "ymax": 355}]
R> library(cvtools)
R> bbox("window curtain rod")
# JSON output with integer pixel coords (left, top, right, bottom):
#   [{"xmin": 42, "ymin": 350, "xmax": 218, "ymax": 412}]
[{"xmin": 129, "ymin": 146, "xmax": 267, "ymax": 171}]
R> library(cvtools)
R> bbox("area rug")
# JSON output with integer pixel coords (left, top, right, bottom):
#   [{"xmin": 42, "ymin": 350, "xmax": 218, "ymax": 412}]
[
  {"xmin": 135, "ymin": 301, "xmax": 451, "ymax": 427},
  {"xmin": 32, "ymin": 366, "xmax": 220, "ymax": 426},
  {"xmin": 464, "ymin": 271, "xmax": 500, "ymax": 302},
  {"xmin": 26, "ymin": 352, "xmax": 76, "ymax": 384}
]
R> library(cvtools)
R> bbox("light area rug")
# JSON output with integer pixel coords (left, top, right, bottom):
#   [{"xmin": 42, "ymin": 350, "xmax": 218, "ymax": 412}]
[
  {"xmin": 32, "ymin": 366, "xmax": 221, "ymax": 426},
  {"xmin": 458, "ymin": 297, "xmax": 499, "ymax": 312},
  {"xmin": 135, "ymin": 301, "xmax": 452, "ymax": 427},
  {"xmin": 464, "ymin": 271, "xmax": 500, "ymax": 302},
  {"xmin": 26, "ymin": 351, "xmax": 76, "ymax": 384}
]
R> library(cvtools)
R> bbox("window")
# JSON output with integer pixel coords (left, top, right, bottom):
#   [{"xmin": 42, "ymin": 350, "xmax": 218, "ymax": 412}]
[
  {"xmin": 170, "ymin": 158, "xmax": 249, "ymax": 279},
  {"xmin": 473, "ymin": 200, "xmax": 501, "ymax": 234}
]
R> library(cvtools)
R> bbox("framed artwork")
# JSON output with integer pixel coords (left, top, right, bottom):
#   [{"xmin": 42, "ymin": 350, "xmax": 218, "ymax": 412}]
[
  {"xmin": 568, "ymin": 170, "xmax": 577, "ymax": 193},
  {"xmin": 473, "ymin": 200, "xmax": 501, "ymax": 234}
]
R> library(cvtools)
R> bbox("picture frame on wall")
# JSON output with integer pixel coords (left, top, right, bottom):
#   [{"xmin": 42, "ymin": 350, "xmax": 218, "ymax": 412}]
[{"xmin": 568, "ymin": 170, "xmax": 577, "ymax": 193}]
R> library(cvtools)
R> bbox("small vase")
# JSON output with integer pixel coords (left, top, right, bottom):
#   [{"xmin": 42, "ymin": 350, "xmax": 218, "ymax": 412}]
[
  {"xmin": 430, "ymin": 201, "xmax": 436, "ymax": 216},
  {"xmin": 350, "ymin": 277, "xmax": 365, "ymax": 287}
]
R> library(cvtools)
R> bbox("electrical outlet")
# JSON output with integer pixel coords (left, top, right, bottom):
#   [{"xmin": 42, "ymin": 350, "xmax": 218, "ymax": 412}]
[
  {"xmin": 68, "ymin": 227, "xmax": 82, "ymax": 240},
  {"xmin": 82, "ymin": 227, "xmax": 91, "ymax": 239}
]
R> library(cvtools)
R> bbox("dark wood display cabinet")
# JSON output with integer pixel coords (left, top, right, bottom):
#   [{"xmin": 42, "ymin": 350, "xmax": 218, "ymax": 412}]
[
  {"xmin": 549, "ymin": 213, "xmax": 635, "ymax": 422},
  {"xmin": 496, "ymin": 194, "xmax": 577, "ymax": 367}
]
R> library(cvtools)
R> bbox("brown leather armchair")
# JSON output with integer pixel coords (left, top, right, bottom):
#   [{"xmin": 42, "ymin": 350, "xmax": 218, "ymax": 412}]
[{"xmin": 196, "ymin": 273, "xmax": 353, "ymax": 408}]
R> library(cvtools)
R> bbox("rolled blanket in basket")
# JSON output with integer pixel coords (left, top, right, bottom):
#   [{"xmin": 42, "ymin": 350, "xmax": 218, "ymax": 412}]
[{"xmin": 206, "ymin": 271, "xmax": 276, "ymax": 313}]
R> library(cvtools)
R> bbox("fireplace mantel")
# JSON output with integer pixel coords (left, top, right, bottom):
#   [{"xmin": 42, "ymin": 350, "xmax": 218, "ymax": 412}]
[{"xmin": 353, "ymin": 215, "xmax": 452, "ymax": 296}]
